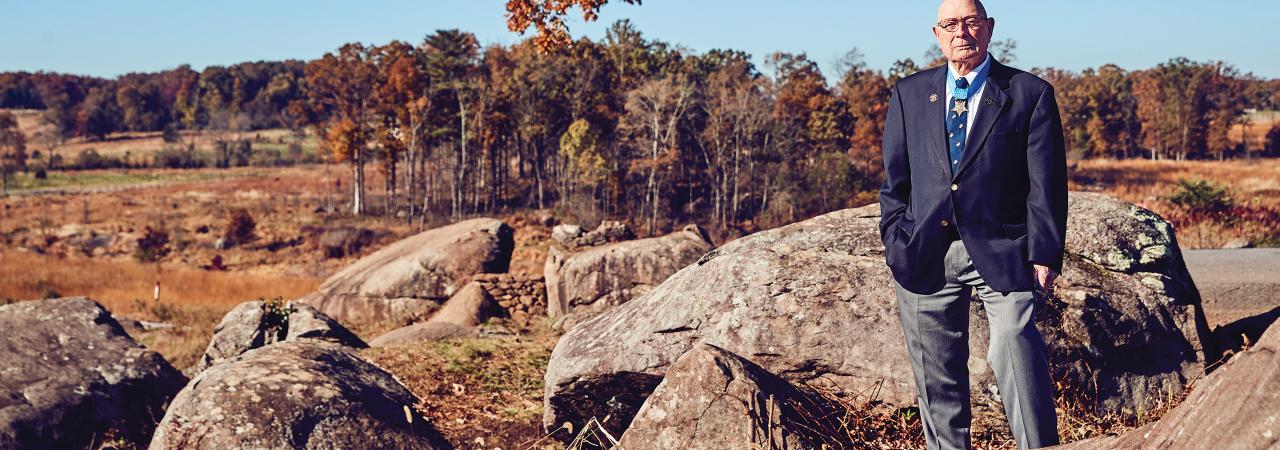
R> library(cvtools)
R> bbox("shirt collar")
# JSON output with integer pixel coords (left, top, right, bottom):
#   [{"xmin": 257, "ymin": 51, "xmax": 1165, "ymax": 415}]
[{"xmin": 947, "ymin": 53, "xmax": 992, "ymax": 85}]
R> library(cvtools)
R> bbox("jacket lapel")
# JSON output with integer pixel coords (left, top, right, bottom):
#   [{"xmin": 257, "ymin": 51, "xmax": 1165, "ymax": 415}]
[
  {"xmin": 926, "ymin": 67, "xmax": 949, "ymax": 176},
  {"xmin": 953, "ymin": 61, "xmax": 1008, "ymax": 181}
]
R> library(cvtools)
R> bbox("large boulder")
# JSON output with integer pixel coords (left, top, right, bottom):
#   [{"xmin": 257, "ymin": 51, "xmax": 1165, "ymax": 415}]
[
  {"xmin": 192, "ymin": 299, "xmax": 367, "ymax": 374},
  {"xmin": 422, "ymin": 281, "xmax": 505, "ymax": 327},
  {"xmin": 0, "ymin": 297, "xmax": 187, "ymax": 449},
  {"xmin": 616, "ymin": 343, "xmax": 847, "ymax": 449},
  {"xmin": 1055, "ymin": 319, "xmax": 1280, "ymax": 449},
  {"xmin": 544, "ymin": 223, "xmax": 713, "ymax": 320},
  {"xmin": 368, "ymin": 282, "xmax": 504, "ymax": 347},
  {"xmin": 543, "ymin": 192, "xmax": 1214, "ymax": 437},
  {"xmin": 300, "ymin": 217, "xmax": 514, "ymax": 329},
  {"xmin": 552, "ymin": 220, "xmax": 636, "ymax": 250},
  {"xmin": 149, "ymin": 341, "xmax": 451, "ymax": 449}
]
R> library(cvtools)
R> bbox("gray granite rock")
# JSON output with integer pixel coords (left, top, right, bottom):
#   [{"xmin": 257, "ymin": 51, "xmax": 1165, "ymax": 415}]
[
  {"xmin": 192, "ymin": 299, "xmax": 366, "ymax": 373},
  {"xmin": 543, "ymin": 193, "xmax": 1215, "ymax": 437},
  {"xmin": 300, "ymin": 217, "xmax": 514, "ymax": 329},
  {"xmin": 617, "ymin": 343, "xmax": 847, "ymax": 449},
  {"xmin": 0, "ymin": 297, "xmax": 186, "ymax": 449},
  {"xmin": 544, "ymin": 223, "xmax": 713, "ymax": 321},
  {"xmin": 1053, "ymin": 319, "xmax": 1280, "ymax": 449},
  {"xmin": 149, "ymin": 341, "xmax": 451, "ymax": 449}
]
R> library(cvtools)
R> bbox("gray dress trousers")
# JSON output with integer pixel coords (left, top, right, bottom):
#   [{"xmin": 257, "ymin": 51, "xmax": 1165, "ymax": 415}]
[{"xmin": 892, "ymin": 238, "xmax": 1059, "ymax": 449}]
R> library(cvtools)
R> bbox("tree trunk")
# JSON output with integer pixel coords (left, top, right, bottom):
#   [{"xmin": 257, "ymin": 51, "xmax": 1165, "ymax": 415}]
[{"xmin": 352, "ymin": 154, "xmax": 365, "ymax": 216}]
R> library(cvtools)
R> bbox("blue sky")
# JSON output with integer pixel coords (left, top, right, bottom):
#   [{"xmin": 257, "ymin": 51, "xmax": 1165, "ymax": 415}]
[{"xmin": 1, "ymin": 1, "xmax": 1276, "ymax": 79}]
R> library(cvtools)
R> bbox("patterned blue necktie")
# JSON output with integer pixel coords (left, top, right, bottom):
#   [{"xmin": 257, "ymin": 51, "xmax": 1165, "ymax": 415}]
[{"xmin": 947, "ymin": 77, "xmax": 969, "ymax": 176}]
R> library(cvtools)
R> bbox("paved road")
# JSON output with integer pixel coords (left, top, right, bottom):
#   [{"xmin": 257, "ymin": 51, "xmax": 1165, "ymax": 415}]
[{"xmin": 1183, "ymin": 248, "xmax": 1280, "ymax": 327}]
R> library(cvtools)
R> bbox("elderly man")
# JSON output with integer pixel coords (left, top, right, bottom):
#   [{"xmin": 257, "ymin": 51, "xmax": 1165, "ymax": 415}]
[{"xmin": 878, "ymin": 0, "xmax": 1067, "ymax": 448}]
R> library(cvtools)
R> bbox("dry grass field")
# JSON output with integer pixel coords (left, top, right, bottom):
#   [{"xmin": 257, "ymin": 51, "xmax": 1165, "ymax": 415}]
[
  {"xmin": 0, "ymin": 250, "xmax": 320, "ymax": 369},
  {"xmin": 0, "ymin": 162, "xmax": 555, "ymax": 369},
  {"xmin": 11, "ymin": 109, "xmax": 313, "ymax": 162},
  {"xmin": 1069, "ymin": 157, "xmax": 1280, "ymax": 248}
]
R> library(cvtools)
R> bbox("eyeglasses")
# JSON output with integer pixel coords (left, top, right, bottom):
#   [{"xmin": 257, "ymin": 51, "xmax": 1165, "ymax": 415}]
[{"xmin": 936, "ymin": 15, "xmax": 990, "ymax": 33}]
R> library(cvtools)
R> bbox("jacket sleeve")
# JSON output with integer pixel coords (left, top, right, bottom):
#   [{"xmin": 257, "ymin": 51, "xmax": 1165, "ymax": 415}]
[
  {"xmin": 1025, "ymin": 83, "xmax": 1068, "ymax": 272},
  {"xmin": 879, "ymin": 82, "xmax": 911, "ymax": 247}
]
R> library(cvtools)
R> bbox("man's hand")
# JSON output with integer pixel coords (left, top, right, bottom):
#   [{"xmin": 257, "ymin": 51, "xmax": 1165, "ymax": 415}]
[{"xmin": 1033, "ymin": 264, "xmax": 1058, "ymax": 295}]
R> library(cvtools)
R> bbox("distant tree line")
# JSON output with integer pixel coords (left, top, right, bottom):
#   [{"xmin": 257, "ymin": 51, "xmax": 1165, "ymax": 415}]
[
  {"xmin": 0, "ymin": 61, "xmax": 305, "ymax": 141},
  {"xmin": 1, "ymin": 22, "xmax": 1278, "ymax": 236}
]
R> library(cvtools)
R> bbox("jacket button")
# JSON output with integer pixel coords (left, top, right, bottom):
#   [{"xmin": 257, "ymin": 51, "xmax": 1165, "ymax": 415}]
[
  {"xmin": 940, "ymin": 219, "xmax": 950, "ymax": 227},
  {"xmin": 950, "ymin": 183, "xmax": 958, "ymax": 191}
]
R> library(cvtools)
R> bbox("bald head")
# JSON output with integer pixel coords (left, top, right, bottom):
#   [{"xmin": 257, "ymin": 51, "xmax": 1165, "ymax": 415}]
[
  {"xmin": 933, "ymin": 0, "xmax": 994, "ymax": 74},
  {"xmin": 937, "ymin": 0, "xmax": 986, "ymax": 21}
]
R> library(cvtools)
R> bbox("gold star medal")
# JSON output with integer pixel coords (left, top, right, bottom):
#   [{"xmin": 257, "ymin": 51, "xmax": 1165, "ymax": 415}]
[{"xmin": 952, "ymin": 99, "xmax": 968, "ymax": 115}]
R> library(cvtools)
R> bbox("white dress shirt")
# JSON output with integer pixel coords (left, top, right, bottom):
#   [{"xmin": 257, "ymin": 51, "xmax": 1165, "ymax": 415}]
[{"xmin": 944, "ymin": 53, "xmax": 992, "ymax": 149}]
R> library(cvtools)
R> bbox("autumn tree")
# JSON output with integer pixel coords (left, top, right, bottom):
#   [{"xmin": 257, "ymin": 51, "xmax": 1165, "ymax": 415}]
[
  {"xmin": 305, "ymin": 43, "xmax": 376, "ymax": 215},
  {"xmin": 423, "ymin": 29, "xmax": 482, "ymax": 219},
  {"xmin": 767, "ymin": 51, "xmax": 852, "ymax": 217},
  {"xmin": 695, "ymin": 55, "xmax": 770, "ymax": 229},
  {"xmin": 506, "ymin": 0, "xmax": 640, "ymax": 52},
  {"xmin": 115, "ymin": 77, "xmax": 166, "ymax": 132},
  {"xmin": 373, "ymin": 40, "xmax": 429, "ymax": 216},
  {"xmin": 504, "ymin": 40, "xmax": 570, "ymax": 210},
  {"xmin": 622, "ymin": 73, "xmax": 693, "ymax": 235},
  {"xmin": 78, "ymin": 86, "xmax": 121, "ymax": 141},
  {"xmin": 1133, "ymin": 58, "xmax": 1240, "ymax": 161},
  {"xmin": 0, "ymin": 111, "xmax": 27, "ymax": 194},
  {"xmin": 835, "ymin": 48, "xmax": 891, "ymax": 185}
]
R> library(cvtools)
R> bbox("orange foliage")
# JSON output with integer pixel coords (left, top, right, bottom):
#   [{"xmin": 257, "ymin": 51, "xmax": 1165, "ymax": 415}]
[{"xmin": 505, "ymin": 0, "xmax": 640, "ymax": 52}]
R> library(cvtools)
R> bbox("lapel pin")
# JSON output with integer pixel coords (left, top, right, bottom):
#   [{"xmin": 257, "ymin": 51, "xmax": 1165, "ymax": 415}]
[
  {"xmin": 985, "ymin": 98, "xmax": 995, "ymax": 105},
  {"xmin": 929, "ymin": 94, "xmax": 938, "ymax": 103}
]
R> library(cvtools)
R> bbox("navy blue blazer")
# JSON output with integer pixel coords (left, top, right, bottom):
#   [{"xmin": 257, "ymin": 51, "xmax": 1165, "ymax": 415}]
[{"xmin": 878, "ymin": 59, "xmax": 1067, "ymax": 295}]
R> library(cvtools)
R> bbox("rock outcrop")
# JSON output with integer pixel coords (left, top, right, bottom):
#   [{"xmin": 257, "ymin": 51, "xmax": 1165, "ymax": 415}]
[
  {"xmin": 370, "ymin": 282, "xmax": 503, "ymax": 346},
  {"xmin": 616, "ymin": 343, "xmax": 848, "ymax": 449},
  {"xmin": 1055, "ymin": 320, "xmax": 1280, "ymax": 449},
  {"xmin": 551, "ymin": 220, "xmax": 636, "ymax": 251},
  {"xmin": 192, "ymin": 299, "xmax": 366, "ymax": 373},
  {"xmin": 543, "ymin": 193, "xmax": 1214, "ymax": 437},
  {"xmin": 544, "ymin": 223, "xmax": 714, "ymax": 322},
  {"xmin": 0, "ymin": 297, "xmax": 187, "ymax": 449},
  {"xmin": 300, "ymin": 218, "xmax": 514, "ymax": 329},
  {"xmin": 149, "ymin": 341, "xmax": 451, "ymax": 449}
]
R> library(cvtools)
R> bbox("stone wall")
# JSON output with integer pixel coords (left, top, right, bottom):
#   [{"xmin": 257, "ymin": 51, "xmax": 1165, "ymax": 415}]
[{"xmin": 471, "ymin": 273, "xmax": 546, "ymax": 328}]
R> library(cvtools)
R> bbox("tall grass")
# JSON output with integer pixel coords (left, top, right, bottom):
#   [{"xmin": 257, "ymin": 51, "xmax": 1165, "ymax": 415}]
[
  {"xmin": 0, "ymin": 250, "xmax": 320, "ymax": 368},
  {"xmin": 1071, "ymin": 158, "xmax": 1280, "ymax": 248},
  {"xmin": 0, "ymin": 250, "xmax": 318, "ymax": 312}
]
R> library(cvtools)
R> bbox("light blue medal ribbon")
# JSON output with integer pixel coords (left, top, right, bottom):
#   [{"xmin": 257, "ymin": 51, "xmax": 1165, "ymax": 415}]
[{"xmin": 947, "ymin": 63, "xmax": 989, "ymax": 101}]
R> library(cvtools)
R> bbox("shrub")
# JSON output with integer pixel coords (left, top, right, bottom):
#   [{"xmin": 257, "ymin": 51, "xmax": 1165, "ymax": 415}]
[
  {"xmin": 73, "ymin": 148, "xmax": 125, "ymax": 170},
  {"xmin": 287, "ymin": 141, "xmax": 304, "ymax": 162},
  {"xmin": 134, "ymin": 226, "xmax": 171, "ymax": 263},
  {"xmin": 76, "ymin": 149, "xmax": 103, "ymax": 169},
  {"xmin": 232, "ymin": 140, "xmax": 253, "ymax": 167},
  {"xmin": 162, "ymin": 123, "xmax": 181, "ymax": 143},
  {"xmin": 153, "ymin": 147, "xmax": 203, "ymax": 169},
  {"xmin": 1167, "ymin": 178, "xmax": 1233, "ymax": 215},
  {"xmin": 223, "ymin": 208, "xmax": 256, "ymax": 247},
  {"xmin": 261, "ymin": 296, "xmax": 296, "ymax": 339},
  {"xmin": 1267, "ymin": 125, "xmax": 1280, "ymax": 156}
]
